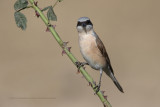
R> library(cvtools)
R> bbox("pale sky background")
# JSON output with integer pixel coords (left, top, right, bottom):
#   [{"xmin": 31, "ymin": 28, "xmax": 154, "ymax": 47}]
[{"xmin": 0, "ymin": 0, "xmax": 160, "ymax": 107}]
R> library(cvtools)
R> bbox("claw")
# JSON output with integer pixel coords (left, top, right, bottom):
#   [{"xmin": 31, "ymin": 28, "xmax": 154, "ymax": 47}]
[
  {"xmin": 75, "ymin": 62, "xmax": 81, "ymax": 72},
  {"xmin": 75, "ymin": 62, "xmax": 88, "ymax": 69},
  {"xmin": 96, "ymin": 86, "xmax": 100, "ymax": 93},
  {"xmin": 93, "ymin": 85, "xmax": 100, "ymax": 94},
  {"xmin": 75, "ymin": 61, "xmax": 88, "ymax": 74},
  {"xmin": 75, "ymin": 61, "xmax": 80, "ymax": 68}
]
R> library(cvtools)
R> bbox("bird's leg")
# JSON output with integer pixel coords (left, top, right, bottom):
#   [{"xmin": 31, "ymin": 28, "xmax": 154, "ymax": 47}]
[
  {"xmin": 75, "ymin": 61, "xmax": 89, "ymax": 69},
  {"xmin": 75, "ymin": 61, "xmax": 89, "ymax": 73},
  {"xmin": 94, "ymin": 69, "xmax": 103, "ymax": 93}
]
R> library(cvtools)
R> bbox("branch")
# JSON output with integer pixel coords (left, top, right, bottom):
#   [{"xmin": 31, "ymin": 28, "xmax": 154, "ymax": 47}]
[
  {"xmin": 53, "ymin": 0, "xmax": 59, "ymax": 8},
  {"xmin": 16, "ymin": 6, "xmax": 33, "ymax": 12},
  {"xmin": 28, "ymin": 0, "xmax": 112, "ymax": 107}
]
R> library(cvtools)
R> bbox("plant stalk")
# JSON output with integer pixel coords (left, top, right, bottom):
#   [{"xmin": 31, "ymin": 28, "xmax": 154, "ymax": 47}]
[{"xmin": 28, "ymin": 0, "xmax": 112, "ymax": 107}]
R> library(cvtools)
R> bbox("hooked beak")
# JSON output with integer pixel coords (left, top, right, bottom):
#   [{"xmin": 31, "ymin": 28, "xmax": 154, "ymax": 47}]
[
  {"xmin": 82, "ymin": 23, "xmax": 87, "ymax": 33},
  {"xmin": 83, "ymin": 27, "xmax": 87, "ymax": 33}
]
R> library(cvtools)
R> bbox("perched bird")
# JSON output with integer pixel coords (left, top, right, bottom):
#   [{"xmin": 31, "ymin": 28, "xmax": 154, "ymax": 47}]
[{"xmin": 76, "ymin": 17, "xmax": 124, "ymax": 93}]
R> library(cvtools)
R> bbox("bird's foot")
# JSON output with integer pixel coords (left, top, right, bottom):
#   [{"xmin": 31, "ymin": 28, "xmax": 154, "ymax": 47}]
[
  {"xmin": 75, "ymin": 61, "xmax": 88, "ymax": 73},
  {"xmin": 93, "ymin": 85, "xmax": 100, "ymax": 94}
]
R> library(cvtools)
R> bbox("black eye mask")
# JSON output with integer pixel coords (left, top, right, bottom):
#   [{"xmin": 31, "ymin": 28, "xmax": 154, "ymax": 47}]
[{"xmin": 77, "ymin": 20, "xmax": 93, "ymax": 27}]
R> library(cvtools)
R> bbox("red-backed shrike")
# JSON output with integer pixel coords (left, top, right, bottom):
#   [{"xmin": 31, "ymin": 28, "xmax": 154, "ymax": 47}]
[{"xmin": 76, "ymin": 17, "xmax": 124, "ymax": 93}]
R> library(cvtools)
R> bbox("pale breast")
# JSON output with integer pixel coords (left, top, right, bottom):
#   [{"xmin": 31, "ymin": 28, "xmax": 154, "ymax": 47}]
[{"xmin": 79, "ymin": 34, "xmax": 106, "ymax": 70}]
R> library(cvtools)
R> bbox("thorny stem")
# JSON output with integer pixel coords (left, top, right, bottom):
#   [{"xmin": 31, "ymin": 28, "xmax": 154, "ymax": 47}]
[{"xmin": 28, "ymin": 0, "xmax": 112, "ymax": 107}]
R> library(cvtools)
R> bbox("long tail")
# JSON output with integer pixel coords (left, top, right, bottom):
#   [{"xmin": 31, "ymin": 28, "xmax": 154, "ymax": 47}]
[{"xmin": 110, "ymin": 72, "xmax": 124, "ymax": 93}]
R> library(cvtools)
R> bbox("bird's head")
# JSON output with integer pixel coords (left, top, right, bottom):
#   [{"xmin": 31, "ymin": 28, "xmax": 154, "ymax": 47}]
[{"xmin": 76, "ymin": 17, "xmax": 93, "ymax": 33}]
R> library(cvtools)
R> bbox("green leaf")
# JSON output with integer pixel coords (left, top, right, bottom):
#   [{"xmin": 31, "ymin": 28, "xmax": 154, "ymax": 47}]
[
  {"xmin": 20, "ymin": 0, "xmax": 27, "ymax": 3},
  {"xmin": 58, "ymin": 0, "xmax": 63, "ymax": 2},
  {"xmin": 41, "ymin": 6, "xmax": 50, "ymax": 12},
  {"xmin": 14, "ymin": 0, "xmax": 28, "ymax": 11},
  {"xmin": 47, "ymin": 6, "xmax": 57, "ymax": 21},
  {"xmin": 14, "ymin": 12, "xmax": 27, "ymax": 30}
]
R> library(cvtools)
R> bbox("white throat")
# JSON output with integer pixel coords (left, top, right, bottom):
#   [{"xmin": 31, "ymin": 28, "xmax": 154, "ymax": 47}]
[{"xmin": 78, "ymin": 29, "xmax": 94, "ymax": 36}]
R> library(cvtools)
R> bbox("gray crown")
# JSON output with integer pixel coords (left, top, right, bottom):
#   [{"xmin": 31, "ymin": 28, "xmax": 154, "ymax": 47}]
[{"xmin": 78, "ymin": 17, "xmax": 90, "ymax": 22}]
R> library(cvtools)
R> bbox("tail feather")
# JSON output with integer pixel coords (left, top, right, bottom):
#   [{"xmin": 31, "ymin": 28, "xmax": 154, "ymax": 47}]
[{"xmin": 110, "ymin": 73, "xmax": 124, "ymax": 93}]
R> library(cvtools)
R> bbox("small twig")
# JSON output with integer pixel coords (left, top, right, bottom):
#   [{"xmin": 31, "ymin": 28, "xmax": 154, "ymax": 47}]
[
  {"xmin": 16, "ymin": 6, "xmax": 33, "ymax": 12},
  {"xmin": 53, "ymin": 0, "xmax": 59, "ymax": 8}
]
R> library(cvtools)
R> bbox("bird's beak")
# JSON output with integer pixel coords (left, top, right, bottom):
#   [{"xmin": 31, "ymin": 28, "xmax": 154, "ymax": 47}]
[
  {"xmin": 82, "ymin": 23, "xmax": 86, "ymax": 28},
  {"xmin": 83, "ymin": 27, "xmax": 87, "ymax": 33},
  {"xmin": 82, "ymin": 23, "xmax": 87, "ymax": 33}
]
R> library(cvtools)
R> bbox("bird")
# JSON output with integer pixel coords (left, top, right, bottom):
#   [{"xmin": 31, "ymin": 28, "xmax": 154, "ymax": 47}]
[{"xmin": 76, "ymin": 17, "xmax": 124, "ymax": 93}]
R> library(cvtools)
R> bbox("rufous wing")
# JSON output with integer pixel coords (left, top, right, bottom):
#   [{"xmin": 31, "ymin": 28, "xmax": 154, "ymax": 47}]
[{"xmin": 96, "ymin": 36, "xmax": 114, "ymax": 74}]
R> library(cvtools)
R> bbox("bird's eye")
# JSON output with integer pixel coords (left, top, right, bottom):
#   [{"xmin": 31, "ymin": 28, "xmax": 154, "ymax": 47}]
[
  {"xmin": 86, "ymin": 20, "xmax": 92, "ymax": 25},
  {"xmin": 77, "ymin": 22, "xmax": 83, "ymax": 26},
  {"xmin": 86, "ymin": 20, "xmax": 90, "ymax": 24}
]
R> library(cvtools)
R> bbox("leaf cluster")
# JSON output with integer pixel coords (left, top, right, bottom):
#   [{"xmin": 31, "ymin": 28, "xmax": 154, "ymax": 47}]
[
  {"xmin": 14, "ymin": 12, "xmax": 27, "ymax": 30},
  {"xmin": 14, "ymin": 0, "xmax": 62, "ymax": 30},
  {"xmin": 14, "ymin": 0, "xmax": 28, "ymax": 11},
  {"xmin": 14, "ymin": 0, "xmax": 28, "ymax": 30},
  {"xmin": 42, "ymin": 6, "xmax": 57, "ymax": 21}
]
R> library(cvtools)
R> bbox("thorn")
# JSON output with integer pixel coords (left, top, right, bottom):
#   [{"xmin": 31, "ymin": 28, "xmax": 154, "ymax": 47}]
[
  {"xmin": 53, "ymin": 25, "xmax": 56, "ymax": 28},
  {"xmin": 46, "ymin": 27, "xmax": 49, "ymax": 32},
  {"xmin": 34, "ymin": 1, "xmax": 38, "ymax": 6},
  {"xmin": 61, "ymin": 41, "xmax": 68, "ymax": 56},
  {"xmin": 61, "ymin": 47, "xmax": 71, "ymax": 56},
  {"xmin": 76, "ymin": 69, "xmax": 80, "ymax": 74},
  {"xmin": 61, "ymin": 50, "xmax": 66, "ymax": 56},
  {"xmin": 46, "ymin": 25, "xmax": 56, "ymax": 32},
  {"xmin": 61, "ymin": 42, "xmax": 71, "ymax": 56},
  {"xmin": 104, "ymin": 95, "xmax": 107, "ymax": 100},
  {"xmin": 67, "ymin": 47, "xmax": 71, "ymax": 52},
  {"xmin": 101, "ymin": 91, "xmax": 105, "ymax": 95},
  {"xmin": 35, "ymin": 11, "xmax": 40, "ymax": 17},
  {"xmin": 88, "ymin": 82, "xmax": 92, "ymax": 86},
  {"xmin": 62, "ymin": 41, "xmax": 69, "ymax": 48}
]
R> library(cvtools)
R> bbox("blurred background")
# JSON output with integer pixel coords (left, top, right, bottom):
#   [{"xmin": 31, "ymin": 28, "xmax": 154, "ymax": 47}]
[{"xmin": 0, "ymin": 0, "xmax": 160, "ymax": 107}]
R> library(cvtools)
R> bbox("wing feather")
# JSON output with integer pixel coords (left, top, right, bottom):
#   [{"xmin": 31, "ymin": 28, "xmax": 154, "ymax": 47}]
[{"xmin": 95, "ymin": 36, "xmax": 114, "ymax": 74}]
